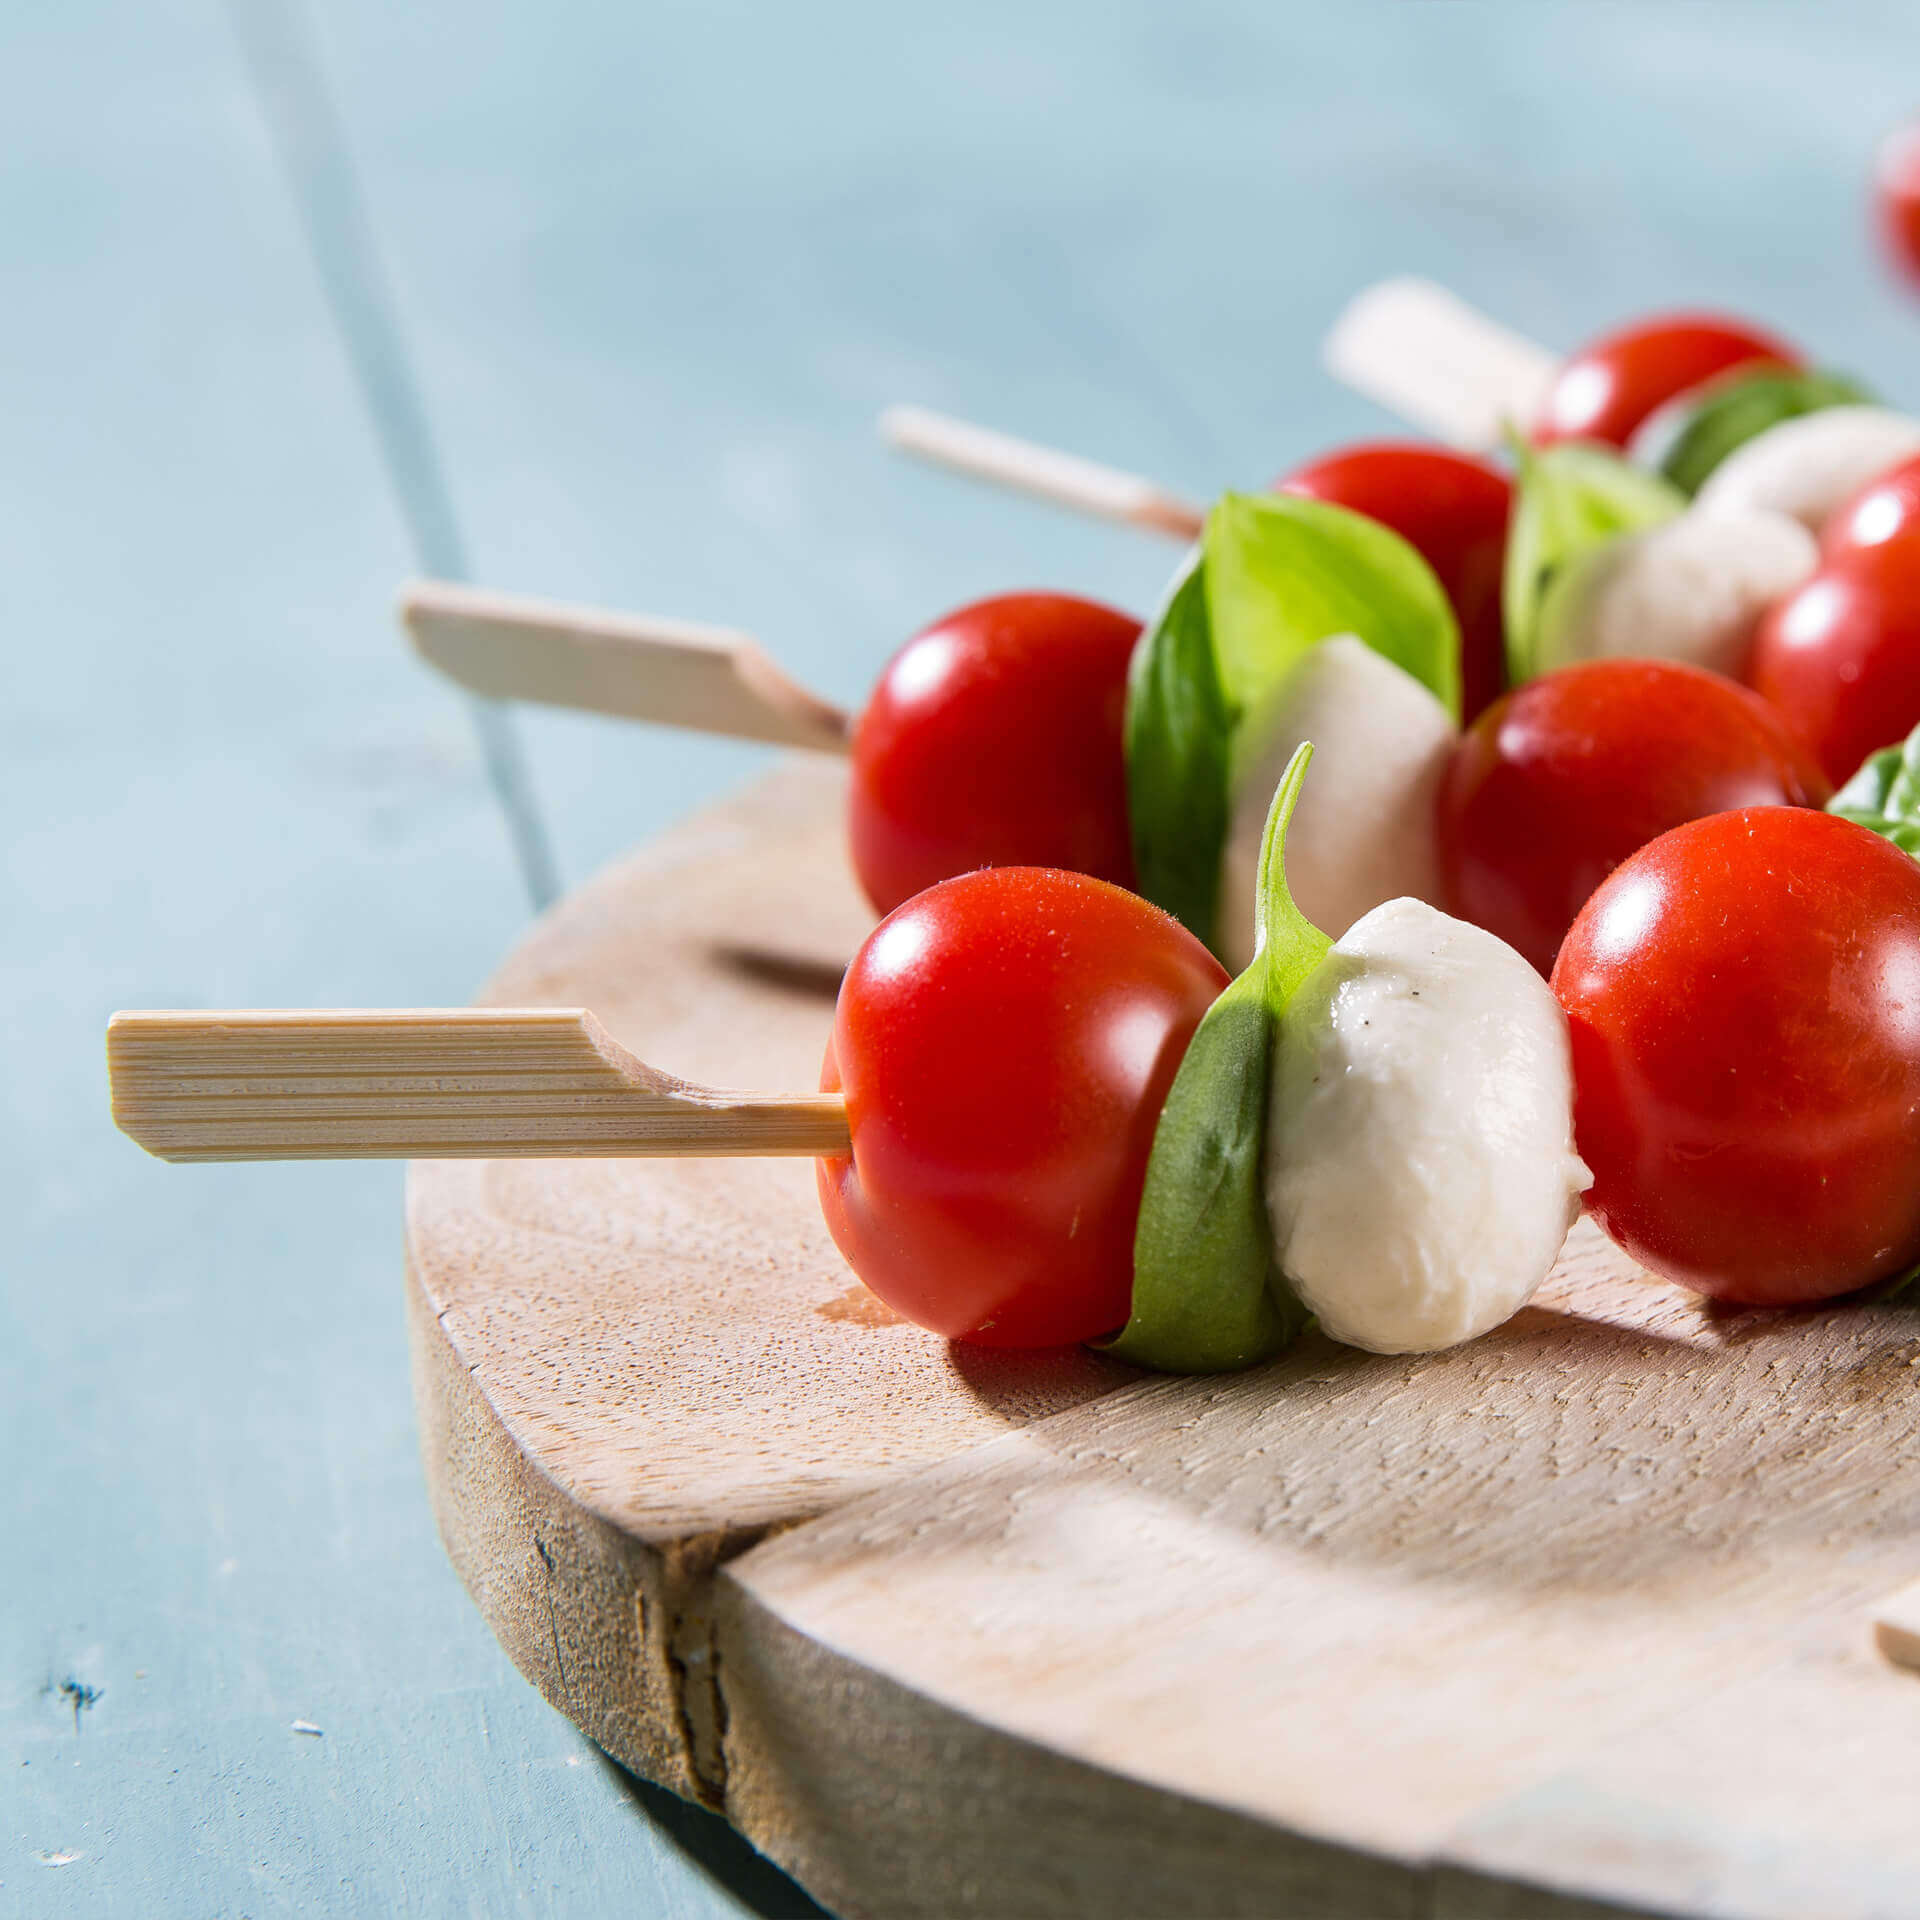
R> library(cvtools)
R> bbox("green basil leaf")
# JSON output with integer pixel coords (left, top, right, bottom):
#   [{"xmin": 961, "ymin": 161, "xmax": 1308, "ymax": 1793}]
[
  {"xmin": 1123, "ymin": 491, "xmax": 1459, "ymax": 957},
  {"xmin": 1659, "ymin": 367, "xmax": 1877, "ymax": 496},
  {"xmin": 1106, "ymin": 743, "xmax": 1323, "ymax": 1373},
  {"xmin": 1828, "ymin": 720, "xmax": 1920, "ymax": 856},
  {"xmin": 1204, "ymin": 491, "xmax": 1462, "ymax": 723},
  {"xmin": 1123, "ymin": 551, "xmax": 1232, "ymax": 947},
  {"xmin": 1503, "ymin": 441, "xmax": 1684, "ymax": 686}
]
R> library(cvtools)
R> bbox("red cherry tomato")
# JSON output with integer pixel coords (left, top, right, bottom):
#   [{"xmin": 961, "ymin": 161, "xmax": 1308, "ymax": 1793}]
[
  {"xmin": 1746, "ymin": 539, "xmax": 1920, "ymax": 786},
  {"xmin": 817, "ymin": 867, "xmax": 1227, "ymax": 1347},
  {"xmin": 1438, "ymin": 659, "xmax": 1828, "ymax": 977},
  {"xmin": 1532, "ymin": 313, "xmax": 1801, "ymax": 450},
  {"xmin": 1874, "ymin": 123, "xmax": 1920, "ymax": 290},
  {"xmin": 1278, "ymin": 442, "xmax": 1511, "ymax": 722},
  {"xmin": 847, "ymin": 593, "xmax": 1140, "ymax": 918},
  {"xmin": 1822, "ymin": 450, "xmax": 1920, "ymax": 559},
  {"xmin": 1553, "ymin": 808, "xmax": 1920, "ymax": 1306}
]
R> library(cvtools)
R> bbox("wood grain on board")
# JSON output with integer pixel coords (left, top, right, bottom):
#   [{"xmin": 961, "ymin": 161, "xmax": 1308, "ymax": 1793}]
[
  {"xmin": 405, "ymin": 760, "xmax": 1133, "ymax": 1802},
  {"xmin": 409, "ymin": 759, "xmax": 1920, "ymax": 1919},
  {"xmin": 725, "ymin": 1227, "xmax": 1920, "ymax": 1918}
]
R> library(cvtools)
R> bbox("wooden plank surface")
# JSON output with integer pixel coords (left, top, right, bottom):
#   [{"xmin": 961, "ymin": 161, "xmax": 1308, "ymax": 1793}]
[{"xmin": 0, "ymin": 6, "xmax": 813, "ymax": 1914}]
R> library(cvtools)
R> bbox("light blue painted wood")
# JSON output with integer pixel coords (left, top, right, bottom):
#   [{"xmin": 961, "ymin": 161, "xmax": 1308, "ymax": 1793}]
[
  {"xmin": 309, "ymin": 0, "xmax": 1920, "ymax": 883},
  {"xmin": 0, "ymin": 1, "xmax": 811, "ymax": 1911},
  {"xmin": 227, "ymin": 0, "xmax": 560, "ymax": 913},
  {"xmin": 10, "ymin": 0, "xmax": 1920, "ymax": 1913}
]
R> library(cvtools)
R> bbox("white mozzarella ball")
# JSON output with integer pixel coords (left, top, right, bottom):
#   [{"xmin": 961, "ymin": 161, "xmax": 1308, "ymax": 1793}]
[
  {"xmin": 1266, "ymin": 898, "xmax": 1589, "ymax": 1355},
  {"xmin": 1217, "ymin": 635, "xmax": 1455, "ymax": 971},
  {"xmin": 1540, "ymin": 507, "xmax": 1817, "ymax": 678},
  {"xmin": 1693, "ymin": 406, "xmax": 1920, "ymax": 534}
]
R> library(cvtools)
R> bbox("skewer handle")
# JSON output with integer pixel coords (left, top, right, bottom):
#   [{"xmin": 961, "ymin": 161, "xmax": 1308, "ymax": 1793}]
[
  {"xmin": 399, "ymin": 580, "xmax": 854, "ymax": 754},
  {"xmin": 880, "ymin": 405, "xmax": 1205, "ymax": 541},
  {"xmin": 1322, "ymin": 277, "xmax": 1559, "ymax": 451},
  {"xmin": 107, "ymin": 1008, "xmax": 850, "ymax": 1162}
]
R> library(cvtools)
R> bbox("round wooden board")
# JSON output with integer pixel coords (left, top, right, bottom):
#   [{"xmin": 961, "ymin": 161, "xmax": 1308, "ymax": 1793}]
[{"xmin": 408, "ymin": 760, "xmax": 1920, "ymax": 1920}]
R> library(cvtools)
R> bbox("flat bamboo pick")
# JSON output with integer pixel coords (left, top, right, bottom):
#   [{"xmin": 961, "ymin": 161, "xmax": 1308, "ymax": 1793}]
[
  {"xmin": 1872, "ymin": 1577, "xmax": 1920, "ymax": 1673},
  {"xmin": 399, "ymin": 580, "xmax": 855, "ymax": 754},
  {"xmin": 880, "ymin": 286, "xmax": 1558, "ymax": 534},
  {"xmin": 879, "ymin": 405, "xmax": 1205, "ymax": 541},
  {"xmin": 1321, "ymin": 277, "xmax": 1559, "ymax": 451},
  {"xmin": 107, "ymin": 1008, "xmax": 849, "ymax": 1162}
]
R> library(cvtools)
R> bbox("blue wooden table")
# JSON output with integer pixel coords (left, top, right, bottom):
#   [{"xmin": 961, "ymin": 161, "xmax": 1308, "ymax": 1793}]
[{"xmin": 8, "ymin": 2, "xmax": 1919, "ymax": 1912}]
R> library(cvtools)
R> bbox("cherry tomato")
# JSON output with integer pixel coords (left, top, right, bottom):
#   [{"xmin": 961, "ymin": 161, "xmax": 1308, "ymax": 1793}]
[
  {"xmin": 817, "ymin": 867, "xmax": 1227, "ymax": 1347},
  {"xmin": 1875, "ymin": 122, "xmax": 1920, "ymax": 290},
  {"xmin": 1278, "ymin": 442, "xmax": 1511, "ymax": 722},
  {"xmin": 847, "ymin": 593, "xmax": 1140, "ymax": 918},
  {"xmin": 1822, "ymin": 450, "xmax": 1920, "ymax": 559},
  {"xmin": 1532, "ymin": 313, "xmax": 1801, "ymax": 450},
  {"xmin": 1438, "ymin": 659, "xmax": 1829, "ymax": 977},
  {"xmin": 1746, "ymin": 538, "xmax": 1920, "ymax": 786},
  {"xmin": 1553, "ymin": 808, "xmax": 1920, "ymax": 1306}
]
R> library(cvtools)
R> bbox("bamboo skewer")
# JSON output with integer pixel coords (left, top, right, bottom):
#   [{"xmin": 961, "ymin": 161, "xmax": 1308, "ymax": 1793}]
[
  {"xmin": 882, "ymin": 282, "xmax": 1561, "ymax": 534},
  {"xmin": 107, "ymin": 1008, "xmax": 849, "ymax": 1162},
  {"xmin": 879, "ymin": 405, "xmax": 1206, "ymax": 541},
  {"xmin": 399, "ymin": 580, "xmax": 855, "ymax": 754},
  {"xmin": 387, "ymin": 283, "xmax": 1556, "ymax": 744},
  {"xmin": 392, "ymin": 285, "xmax": 1556, "ymax": 744},
  {"xmin": 1320, "ymin": 277, "xmax": 1559, "ymax": 452}
]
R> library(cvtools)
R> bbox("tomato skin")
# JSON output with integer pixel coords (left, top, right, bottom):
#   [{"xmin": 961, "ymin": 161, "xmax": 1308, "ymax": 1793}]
[
  {"xmin": 1746, "ymin": 540, "xmax": 1920, "ymax": 786},
  {"xmin": 1552, "ymin": 809, "xmax": 1920, "ymax": 1306},
  {"xmin": 847, "ymin": 593, "xmax": 1140, "ymax": 918},
  {"xmin": 1875, "ymin": 123, "xmax": 1920, "ymax": 291},
  {"xmin": 1822, "ymin": 451, "xmax": 1920, "ymax": 559},
  {"xmin": 1438, "ymin": 659, "xmax": 1829, "ymax": 978},
  {"xmin": 817, "ymin": 867, "xmax": 1227, "ymax": 1348},
  {"xmin": 1532, "ymin": 313, "xmax": 1801, "ymax": 450},
  {"xmin": 1278, "ymin": 442, "xmax": 1512, "ymax": 722}
]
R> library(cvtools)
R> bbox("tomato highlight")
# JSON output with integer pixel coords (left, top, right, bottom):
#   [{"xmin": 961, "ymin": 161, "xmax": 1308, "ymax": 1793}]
[
  {"xmin": 847, "ymin": 593, "xmax": 1140, "ymax": 918},
  {"xmin": 1747, "ymin": 536, "xmax": 1920, "ymax": 787},
  {"xmin": 1553, "ymin": 808, "xmax": 1920, "ymax": 1307},
  {"xmin": 1533, "ymin": 313, "xmax": 1801, "ymax": 451},
  {"xmin": 1822, "ymin": 450, "xmax": 1920, "ymax": 559},
  {"xmin": 1438, "ymin": 659, "xmax": 1828, "ymax": 977},
  {"xmin": 817, "ymin": 867, "xmax": 1228, "ymax": 1348}
]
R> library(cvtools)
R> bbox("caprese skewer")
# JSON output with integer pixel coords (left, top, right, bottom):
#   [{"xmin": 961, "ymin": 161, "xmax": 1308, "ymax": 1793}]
[{"xmin": 109, "ymin": 720, "xmax": 1920, "ymax": 1374}]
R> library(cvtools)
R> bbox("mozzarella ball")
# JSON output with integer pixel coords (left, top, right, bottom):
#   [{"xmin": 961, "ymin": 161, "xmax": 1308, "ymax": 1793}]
[
  {"xmin": 1217, "ymin": 635, "xmax": 1455, "ymax": 970},
  {"xmin": 1694, "ymin": 406, "xmax": 1920, "ymax": 534},
  {"xmin": 1540, "ymin": 508, "xmax": 1817, "ymax": 678},
  {"xmin": 1266, "ymin": 898, "xmax": 1589, "ymax": 1354}
]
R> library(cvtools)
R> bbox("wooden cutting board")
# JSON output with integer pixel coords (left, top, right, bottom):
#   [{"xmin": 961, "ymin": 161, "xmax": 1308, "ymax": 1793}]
[{"xmin": 406, "ymin": 758, "xmax": 1920, "ymax": 1920}]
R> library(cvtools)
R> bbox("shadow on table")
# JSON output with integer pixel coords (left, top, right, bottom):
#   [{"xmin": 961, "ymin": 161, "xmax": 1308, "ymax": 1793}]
[{"xmin": 601, "ymin": 1754, "xmax": 831, "ymax": 1919}]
